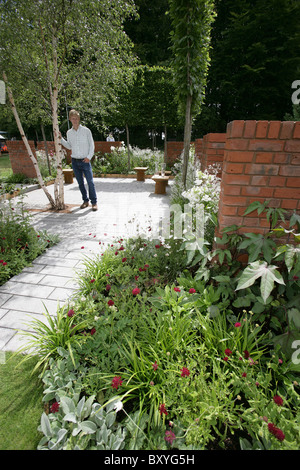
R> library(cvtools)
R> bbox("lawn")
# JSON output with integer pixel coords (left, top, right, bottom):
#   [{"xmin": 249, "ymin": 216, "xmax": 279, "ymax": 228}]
[
  {"xmin": 0, "ymin": 352, "xmax": 44, "ymax": 450},
  {"xmin": 0, "ymin": 154, "xmax": 13, "ymax": 179}
]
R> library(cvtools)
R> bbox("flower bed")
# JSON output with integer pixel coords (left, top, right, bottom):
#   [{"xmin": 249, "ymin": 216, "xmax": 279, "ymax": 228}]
[{"xmin": 17, "ymin": 211, "xmax": 300, "ymax": 450}]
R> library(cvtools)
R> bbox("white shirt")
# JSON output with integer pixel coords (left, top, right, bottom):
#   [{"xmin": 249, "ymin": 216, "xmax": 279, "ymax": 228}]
[{"xmin": 61, "ymin": 124, "xmax": 94, "ymax": 160}]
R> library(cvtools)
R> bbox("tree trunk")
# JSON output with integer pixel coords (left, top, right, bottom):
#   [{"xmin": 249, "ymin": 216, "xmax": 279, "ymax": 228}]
[
  {"xmin": 126, "ymin": 123, "xmax": 130, "ymax": 171},
  {"xmin": 182, "ymin": 93, "xmax": 193, "ymax": 189},
  {"xmin": 164, "ymin": 124, "xmax": 167, "ymax": 163},
  {"xmin": 3, "ymin": 72, "xmax": 56, "ymax": 208},
  {"xmin": 41, "ymin": 122, "xmax": 51, "ymax": 176}
]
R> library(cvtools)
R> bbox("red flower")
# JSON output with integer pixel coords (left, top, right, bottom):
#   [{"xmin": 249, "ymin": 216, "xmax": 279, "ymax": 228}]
[
  {"xmin": 180, "ymin": 367, "xmax": 190, "ymax": 377},
  {"xmin": 112, "ymin": 376, "xmax": 123, "ymax": 390},
  {"xmin": 268, "ymin": 423, "xmax": 285, "ymax": 442},
  {"xmin": 235, "ymin": 322, "xmax": 241, "ymax": 327},
  {"xmin": 223, "ymin": 357, "xmax": 229, "ymax": 362},
  {"xmin": 273, "ymin": 395, "xmax": 283, "ymax": 406},
  {"xmin": 159, "ymin": 403, "xmax": 168, "ymax": 416},
  {"xmin": 155, "ymin": 244, "xmax": 161, "ymax": 249},
  {"xmin": 107, "ymin": 299, "xmax": 114, "ymax": 306},
  {"xmin": 225, "ymin": 348, "xmax": 232, "ymax": 356},
  {"xmin": 122, "ymin": 257, "xmax": 127, "ymax": 262},
  {"xmin": 174, "ymin": 287, "xmax": 181, "ymax": 292},
  {"xmin": 244, "ymin": 350, "xmax": 250, "ymax": 359},
  {"xmin": 67, "ymin": 309, "xmax": 75, "ymax": 317},
  {"xmin": 132, "ymin": 287, "xmax": 140, "ymax": 296},
  {"xmin": 90, "ymin": 328, "xmax": 96, "ymax": 335},
  {"xmin": 152, "ymin": 361, "xmax": 158, "ymax": 370},
  {"xmin": 106, "ymin": 284, "xmax": 111, "ymax": 291},
  {"xmin": 242, "ymin": 372, "xmax": 247, "ymax": 377},
  {"xmin": 90, "ymin": 279, "xmax": 95, "ymax": 283},
  {"xmin": 144, "ymin": 264, "xmax": 149, "ymax": 269},
  {"xmin": 50, "ymin": 402, "xmax": 60, "ymax": 413},
  {"xmin": 189, "ymin": 288, "xmax": 196, "ymax": 294}
]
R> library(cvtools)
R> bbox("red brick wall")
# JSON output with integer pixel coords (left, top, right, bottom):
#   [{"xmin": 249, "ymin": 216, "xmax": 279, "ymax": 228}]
[
  {"xmin": 165, "ymin": 141, "xmax": 184, "ymax": 164},
  {"xmin": 217, "ymin": 120, "xmax": 300, "ymax": 236},
  {"xmin": 6, "ymin": 140, "xmax": 37, "ymax": 179},
  {"xmin": 196, "ymin": 134, "xmax": 225, "ymax": 176}
]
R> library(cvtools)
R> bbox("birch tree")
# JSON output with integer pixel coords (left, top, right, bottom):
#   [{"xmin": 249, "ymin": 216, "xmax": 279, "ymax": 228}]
[
  {"xmin": 168, "ymin": 0, "xmax": 215, "ymax": 188},
  {"xmin": 0, "ymin": 0, "xmax": 137, "ymax": 209}
]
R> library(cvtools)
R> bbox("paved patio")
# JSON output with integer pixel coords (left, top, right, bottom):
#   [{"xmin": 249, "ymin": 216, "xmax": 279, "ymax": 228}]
[{"xmin": 0, "ymin": 177, "xmax": 173, "ymax": 353}]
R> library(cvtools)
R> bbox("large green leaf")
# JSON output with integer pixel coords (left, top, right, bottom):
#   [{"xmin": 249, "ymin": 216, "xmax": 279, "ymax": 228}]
[{"xmin": 236, "ymin": 261, "xmax": 285, "ymax": 303}]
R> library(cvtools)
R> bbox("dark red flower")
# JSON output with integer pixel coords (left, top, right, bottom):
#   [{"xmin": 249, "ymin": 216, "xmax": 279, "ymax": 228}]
[
  {"xmin": 244, "ymin": 350, "xmax": 250, "ymax": 359},
  {"xmin": 225, "ymin": 348, "xmax": 232, "ymax": 356},
  {"xmin": 273, "ymin": 395, "xmax": 283, "ymax": 406},
  {"xmin": 132, "ymin": 288, "xmax": 140, "ymax": 296},
  {"xmin": 152, "ymin": 361, "xmax": 158, "ymax": 371},
  {"xmin": 159, "ymin": 403, "xmax": 168, "ymax": 416},
  {"xmin": 165, "ymin": 430, "xmax": 176, "ymax": 445},
  {"xmin": 189, "ymin": 288, "xmax": 196, "ymax": 294},
  {"xmin": 268, "ymin": 423, "xmax": 285, "ymax": 442},
  {"xmin": 108, "ymin": 299, "xmax": 114, "ymax": 306},
  {"xmin": 174, "ymin": 287, "xmax": 180, "ymax": 292},
  {"xmin": 50, "ymin": 402, "xmax": 60, "ymax": 413},
  {"xmin": 67, "ymin": 309, "xmax": 75, "ymax": 317},
  {"xmin": 90, "ymin": 328, "xmax": 96, "ymax": 335},
  {"xmin": 106, "ymin": 284, "xmax": 111, "ymax": 291},
  {"xmin": 112, "ymin": 376, "xmax": 123, "ymax": 390},
  {"xmin": 180, "ymin": 367, "xmax": 190, "ymax": 377}
]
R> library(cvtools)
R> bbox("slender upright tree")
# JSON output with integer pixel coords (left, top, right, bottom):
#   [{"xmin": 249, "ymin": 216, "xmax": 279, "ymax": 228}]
[{"xmin": 168, "ymin": 0, "xmax": 215, "ymax": 187}]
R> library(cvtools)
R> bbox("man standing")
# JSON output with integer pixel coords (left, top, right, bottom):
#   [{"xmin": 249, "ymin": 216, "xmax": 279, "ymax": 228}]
[{"xmin": 60, "ymin": 109, "xmax": 98, "ymax": 211}]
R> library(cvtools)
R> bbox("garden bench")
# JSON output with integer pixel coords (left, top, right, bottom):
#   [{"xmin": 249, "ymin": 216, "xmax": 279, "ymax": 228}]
[
  {"xmin": 134, "ymin": 167, "xmax": 148, "ymax": 182},
  {"xmin": 151, "ymin": 175, "xmax": 170, "ymax": 195},
  {"xmin": 63, "ymin": 168, "xmax": 74, "ymax": 184}
]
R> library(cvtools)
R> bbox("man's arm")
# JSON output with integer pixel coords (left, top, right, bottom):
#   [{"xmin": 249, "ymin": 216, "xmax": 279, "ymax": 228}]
[
  {"xmin": 60, "ymin": 131, "xmax": 72, "ymax": 150},
  {"xmin": 86, "ymin": 128, "xmax": 95, "ymax": 161}
]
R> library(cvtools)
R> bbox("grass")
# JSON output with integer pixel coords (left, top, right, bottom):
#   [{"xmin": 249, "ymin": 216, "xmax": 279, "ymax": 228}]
[
  {"xmin": 0, "ymin": 352, "xmax": 44, "ymax": 450},
  {"xmin": 0, "ymin": 154, "xmax": 13, "ymax": 179}
]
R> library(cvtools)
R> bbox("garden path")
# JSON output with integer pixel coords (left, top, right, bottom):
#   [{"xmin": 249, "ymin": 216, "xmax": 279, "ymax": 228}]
[{"xmin": 0, "ymin": 177, "xmax": 173, "ymax": 353}]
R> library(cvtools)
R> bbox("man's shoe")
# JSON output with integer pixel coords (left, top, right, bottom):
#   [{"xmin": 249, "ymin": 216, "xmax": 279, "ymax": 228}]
[
  {"xmin": 80, "ymin": 201, "xmax": 89, "ymax": 209},
  {"xmin": 92, "ymin": 204, "xmax": 98, "ymax": 211}
]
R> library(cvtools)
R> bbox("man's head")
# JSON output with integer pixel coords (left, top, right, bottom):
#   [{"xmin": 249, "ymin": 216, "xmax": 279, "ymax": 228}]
[{"xmin": 69, "ymin": 109, "xmax": 80, "ymax": 130}]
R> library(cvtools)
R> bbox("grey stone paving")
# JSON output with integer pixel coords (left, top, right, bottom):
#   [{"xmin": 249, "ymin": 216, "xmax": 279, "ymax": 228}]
[{"xmin": 0, "ymin": 177, "xmax": 173, "ymax": 353}]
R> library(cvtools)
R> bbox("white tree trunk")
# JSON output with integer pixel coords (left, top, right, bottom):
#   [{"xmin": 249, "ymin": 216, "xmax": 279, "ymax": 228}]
[
  {"xmin": 3, "ymin": 72, "xmax": 56, "ymax": 208},
  {"xmin": 182, "ymin": 93, "xmax": 192, "ymax": 189}
]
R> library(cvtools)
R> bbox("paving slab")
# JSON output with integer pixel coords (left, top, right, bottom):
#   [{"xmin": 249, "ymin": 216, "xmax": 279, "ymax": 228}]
[{"xmin": 0, "ymin": 177, "xmax": 174, "ymax": 353}]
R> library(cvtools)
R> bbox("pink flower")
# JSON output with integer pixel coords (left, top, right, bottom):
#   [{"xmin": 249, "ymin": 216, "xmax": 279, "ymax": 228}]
[
  {"xmin": 112, "ymin": 376, "xmax": 123, "ymax": 390},
  {"xmin": 152, "ymin": 361, "xmax": 158, "ymax": 371},
  {"xmin": 164, "ymin": 430, "xmax": 176, "ymax": 445},
  {"xmin": 132, "ymin": 287, "xmax": 140, "ymax": 296},
  {"xmin": 234, "ymin": 322, "xmax": 241, "ymax": 327},
  {"xmin": 174, "ymin": 287, "xmax": 181, "ymax": 292},
  {"xmin": 189, "ymin": 288, "xmax": 196, "ymax": 294},
  {"xmin": 180, "ymin": 367, "xmax": 190, "ymax": 378},
  {"xmin": 273, "ymin": 395, "xmax": 283, "ymax": 406}
]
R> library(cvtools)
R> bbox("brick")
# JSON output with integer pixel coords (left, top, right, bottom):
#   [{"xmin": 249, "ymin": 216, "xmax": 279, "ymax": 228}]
[
  {"xmin": 225, "ymin": 163, "xmax": 244, "ymax": 174},
  {"xmin": 241, "ymin": 186, "xmax": 274, "ymax": 198},
  {"xmin": 273, "ymin": 153, "xmax": 292, "ymax": 164},
  {"xmin": 221, "ymin": 205, "xmax": 238, "ymax": 215},
  {"xmin": 280, "ymin": 121, "xmax": 295, "ymax": 140},
  {"xmin": 242, "ymin": 217, "xmax": 260, "ymax": 227},
  {"xmin": 251, "ymin": 175, "xmax": 269, "ymax": 186},
  {"xmin": 269, "ymin": 176, "xmax": 286, "ymax": 187},
  {"xmin": 248, "ymin": 140, "xmax": 284, "ymax": 152},
  {"xmin": 279, "ymin": 166, "xmax": 300, "ymax": 177},
  {"xmin": 268, "ymin": 121, "xmax": 282, "ymax": 139},
  {"xmin": 285, "ymin": 140, "xmax": 300, "ymax": 152},
  {"xmin": 228, "ymin": 120, "xmax": 245, "ymax": 138},
  {"xmin": 243, "ymin": 121, "xmax": 257, "ymax": 138},
  {"xmin": 206, "ymin": 133, "xmax": 226, "ymax": 143},
  {"xmin": 274, "ymin": 188, "xmax": 300, "ymax": 199},
  {"xmin": 286, "ymin": 177, "xmax": 300, "ymax": 187},
  {"xmin": 222, "ymin": 173, "xmax": 251, "ymax": 186},
  {"xmin": 293, "ymin": 122, "xmax": 300, "ymax": 139},
  {"xmin": 219, "ymin": 215, "xmax": 244, "ymax": 227},
  {"xmin": 256, "ymin": 121, "xmax": 269, "ymax": 138},
  {"xmin": 225, "ymin": 139, "xmax": 249, "ymax": 151},
  {"xmin": 281, "ymin": 199, "xmax": 298, "ymax": 210},
  {"xmin": 245, "ymin": 164, "xmax": 279, "ymax": 176},
  {"xmin": 221, "ymin": 196, "xmax": 248, "ymax": 206},
  {"xmin": 223, "ymin": 186, "xmax": 241, "ymax": 196},
  {"xmin": 226, "ymin": 151, "xmax": 254, "ymax": 163},
  {"xmin": 255, "ymin": 152, "xmax": 273, "ymax": 164},
  {"xmin": 291, "ymin": 155, "xmax": 300, "ymax": 165}
]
